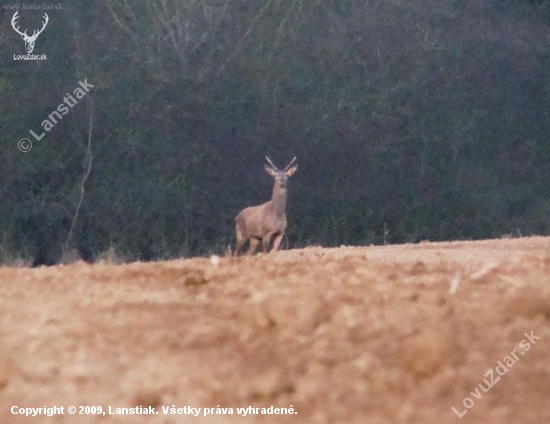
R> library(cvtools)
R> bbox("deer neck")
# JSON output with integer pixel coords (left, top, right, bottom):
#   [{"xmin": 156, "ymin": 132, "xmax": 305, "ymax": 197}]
[{"xmin": 270, "ymin": 183, "xmax": 287, "ymax": 216}]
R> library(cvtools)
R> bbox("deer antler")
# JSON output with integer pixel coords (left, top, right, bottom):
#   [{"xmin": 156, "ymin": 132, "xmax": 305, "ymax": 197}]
[
  {"xmin": 284, "ymin": 156, "xmax": 297, "ymax": 171},
  {"xmin": 265, "ymin": 156, "xmax": 278, "ymax": 171},
  {"xmin": 11, "ymin": 11, "xmax": 28, "ymax": 38},
  {"xmin": 30, "ymin": 13, "xmax": 49, "ymax": 40}
]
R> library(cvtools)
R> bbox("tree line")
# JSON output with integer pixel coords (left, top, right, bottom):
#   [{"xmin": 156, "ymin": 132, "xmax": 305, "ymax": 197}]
[{"xmin": 1, "ymin": 0, "xmax": 549, "ymax": 265}]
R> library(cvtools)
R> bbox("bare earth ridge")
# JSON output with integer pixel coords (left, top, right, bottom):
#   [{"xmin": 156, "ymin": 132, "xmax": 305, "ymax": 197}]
[{"xmin": 1, "ymin": 236, "xmax": 549, "ymax": 423}]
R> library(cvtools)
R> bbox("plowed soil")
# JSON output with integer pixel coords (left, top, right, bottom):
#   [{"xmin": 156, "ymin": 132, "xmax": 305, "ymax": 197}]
[{"xmin": 1, "ymin": 237, "xmax": 550, "ymax": 423}]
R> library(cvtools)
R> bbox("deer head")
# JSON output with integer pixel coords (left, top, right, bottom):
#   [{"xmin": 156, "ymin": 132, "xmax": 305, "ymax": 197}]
[
  {"xmin": 264, "ymin": 156, "xmax": 298, "ymax": 189},
  {"xmin": 11, "ymin": 11, "xmax": 49, "ymax": 54}
]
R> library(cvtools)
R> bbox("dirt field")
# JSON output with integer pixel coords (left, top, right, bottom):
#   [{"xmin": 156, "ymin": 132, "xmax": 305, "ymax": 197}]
[{"xmin": 1, "ymin": 237, "xmax": 549, "ymax": 423}]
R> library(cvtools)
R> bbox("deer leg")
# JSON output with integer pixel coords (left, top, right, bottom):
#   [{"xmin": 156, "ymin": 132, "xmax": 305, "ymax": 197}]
[
  {"xmin": 246, "ymin": 238, "xmax": 260, "ymax": 256},
  {"xmin": 262, "ymin": 233, "xmax": 273, "ymax": 253},
  {"xmin": 235, "ymin": 237, "xmax": 246, "ymax": 256},
  {"xmin": 271, "ymin": 233, "xmax": 284, "ymax": 253},
  {"xmin": 235, "ymin": 225, "xmax": 246, "ymax": 256}
]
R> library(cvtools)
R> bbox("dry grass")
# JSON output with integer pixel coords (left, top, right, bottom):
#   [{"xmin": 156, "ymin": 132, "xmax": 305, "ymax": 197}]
[{"xmin": 0, "ymin": 237, "xmax": 549, "ymax": 423}]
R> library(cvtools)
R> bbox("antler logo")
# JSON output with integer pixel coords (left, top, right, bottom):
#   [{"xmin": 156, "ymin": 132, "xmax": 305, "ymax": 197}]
[{"xmin": 11, "ymin": 11, "xmax": 49, "ymax": 54}]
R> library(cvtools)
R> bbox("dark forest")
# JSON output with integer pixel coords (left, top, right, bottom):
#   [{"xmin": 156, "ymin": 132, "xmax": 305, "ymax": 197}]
[{"xmin": 1, "ymin": 0, "xmax": 549, "ymax": 265}]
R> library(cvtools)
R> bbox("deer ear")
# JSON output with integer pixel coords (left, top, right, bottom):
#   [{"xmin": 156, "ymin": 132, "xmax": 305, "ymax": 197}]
[
  {"xmin": 264, "ymin": 165, "xmax": 277, "ymax": 177},
  {"xmin": 286, "ymin": 164, "xmax": 298, "ymax": 177}
]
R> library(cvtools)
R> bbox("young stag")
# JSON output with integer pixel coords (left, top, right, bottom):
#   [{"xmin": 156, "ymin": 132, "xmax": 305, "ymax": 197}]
[{"xmin": 235, "ymin": 157, "xmax": 298, "ymax": 255}]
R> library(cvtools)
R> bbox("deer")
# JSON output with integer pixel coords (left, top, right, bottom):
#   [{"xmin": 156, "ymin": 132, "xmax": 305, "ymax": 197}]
[
  {"xmin": 235, "ymin": 157, "xmax": 298, "ymax": 256},
  {"xmin": 11, "ymin": 11, "xmax": 49, "ymax": 54}
]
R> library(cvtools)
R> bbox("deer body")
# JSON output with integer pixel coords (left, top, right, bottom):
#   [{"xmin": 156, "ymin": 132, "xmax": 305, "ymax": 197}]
[{"xmin": 235, "ymin": 157, "xmax": 298, "ymax": 255}]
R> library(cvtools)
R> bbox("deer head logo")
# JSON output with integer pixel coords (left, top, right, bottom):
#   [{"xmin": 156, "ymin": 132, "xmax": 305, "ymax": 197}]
[{"xmin": 11, "ymin": 11, "xmax": 49, "ymax": 54}]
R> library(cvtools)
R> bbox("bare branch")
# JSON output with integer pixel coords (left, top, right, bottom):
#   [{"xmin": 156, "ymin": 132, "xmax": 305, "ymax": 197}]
[
  {"xmin": 216, "ymin": 0, "xmax": 274, "ymax": 80},
  {"xmin": 64, "ymin": 98, "xmax": 94, "ymax": 255}
]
